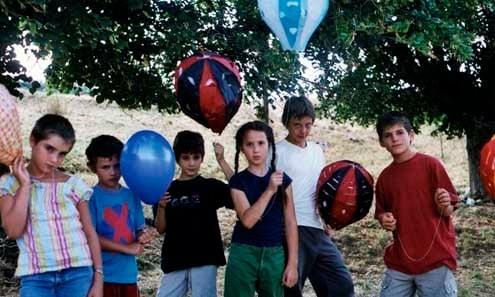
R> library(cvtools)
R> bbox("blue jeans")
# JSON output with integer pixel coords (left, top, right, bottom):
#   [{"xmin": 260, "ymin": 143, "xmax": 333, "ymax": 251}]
[
  {"xmin": 284, "ymin": 226, "xmax": 354, "ymax": 297},
  {"xmin": 20, "ymin": 266, "xmax": 93, "ymax": 297},
  {"xmin": 155, "ymin": 265, "xmax": 217, "ymax": 297}
]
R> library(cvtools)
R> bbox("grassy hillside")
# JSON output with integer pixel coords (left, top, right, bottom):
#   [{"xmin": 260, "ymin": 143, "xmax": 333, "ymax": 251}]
[{"xmin": 0, "ymin": 93, "xmax": 493, "ymax": 296}]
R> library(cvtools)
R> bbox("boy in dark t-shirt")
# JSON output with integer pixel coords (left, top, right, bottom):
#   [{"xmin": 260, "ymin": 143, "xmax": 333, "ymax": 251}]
[{"xmin": 154, "ymin": 130, "xmax": 231, "ymax": 297}]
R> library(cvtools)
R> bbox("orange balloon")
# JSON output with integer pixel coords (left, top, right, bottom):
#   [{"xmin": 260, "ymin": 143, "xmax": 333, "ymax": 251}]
[
  {"xmin": 480, "ymin": 135, "xmax": 495, "ymax": 199},
  {"xmin": 0, "ymin": 84, "xmax": 22, "ymax": 166}
]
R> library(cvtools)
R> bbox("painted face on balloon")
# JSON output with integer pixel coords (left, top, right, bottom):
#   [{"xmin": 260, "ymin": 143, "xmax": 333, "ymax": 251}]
[
  {"xmin": 286, "ymin": 116, "xmax": 314, "ymax": 148},
  {"xmin": 175, "ymin": 52, "xmax": 242, "ymax": 134},
  {"xmin": 178, "ymin": 153, "xmax": 203, "ymax": 180},
  {"xmin": 93, "ymin": 155, "xmax": 121, "ymax": 190},
  {"xmin": 241, "ymin": 130, "xmax": 270, "ymax": 169}
]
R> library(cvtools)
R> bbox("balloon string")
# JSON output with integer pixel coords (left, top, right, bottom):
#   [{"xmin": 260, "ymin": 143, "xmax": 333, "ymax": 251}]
[
  {"xmin": 291, "ymin": 54, "xmax": 298, "ymax": 83},
  {"xmin": 394, "ymin": 208, "xmax": 445, "ymax": 262}
]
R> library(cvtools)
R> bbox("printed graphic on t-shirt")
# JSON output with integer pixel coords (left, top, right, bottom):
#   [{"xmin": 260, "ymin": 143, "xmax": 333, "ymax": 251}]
[
  {"xmin": 169, "ymin": 194, "xmax": 201, "ymax": 208},
  {"xmin": 103, "ymin": 202, "xmax": 134, "ymax": 244}
]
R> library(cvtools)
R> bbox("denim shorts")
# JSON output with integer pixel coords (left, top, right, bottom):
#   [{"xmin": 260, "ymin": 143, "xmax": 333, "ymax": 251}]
[
  {"xmin": 380, "ymin": 266, "xmax": 457, "ymax": 297},
  {"xmin": 20, "ymin": 266, "xmax": 93, "ymax": 297}
]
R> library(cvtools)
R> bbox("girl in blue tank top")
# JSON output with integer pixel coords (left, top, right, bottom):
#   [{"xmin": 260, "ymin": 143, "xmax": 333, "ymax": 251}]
[{"xmin": 224, "ymin": 120, "xmax": 298, "ymax": 297}]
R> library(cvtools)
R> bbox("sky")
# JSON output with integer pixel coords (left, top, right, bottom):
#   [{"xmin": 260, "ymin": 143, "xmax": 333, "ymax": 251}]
[{"xmin": 13, "ymin": 44, "xmax": 50, "ymax": 82}]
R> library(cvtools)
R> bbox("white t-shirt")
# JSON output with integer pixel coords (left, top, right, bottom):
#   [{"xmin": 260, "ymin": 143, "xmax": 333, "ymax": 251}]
[{"xmin": 275, "ymin": 139, "xmax": 325, "ymax": 229}]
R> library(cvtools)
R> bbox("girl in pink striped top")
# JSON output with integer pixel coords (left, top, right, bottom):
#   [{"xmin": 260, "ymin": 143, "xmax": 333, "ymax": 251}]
[{"xmin": 0, "ymin": 114, "xmax": 103, "ymax": 297}]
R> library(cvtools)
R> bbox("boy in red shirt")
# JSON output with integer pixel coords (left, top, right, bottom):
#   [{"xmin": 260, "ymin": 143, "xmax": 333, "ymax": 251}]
[{"xmin": 375, "ymin": 111, "xmax": 458, "ymax": 297}]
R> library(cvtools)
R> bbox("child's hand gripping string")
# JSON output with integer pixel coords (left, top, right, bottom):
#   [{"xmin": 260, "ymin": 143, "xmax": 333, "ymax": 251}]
[
  {"xmin": 434, "ymin": 188, "xmax": 451, "ymax": 207},
  {"xmin": 155, "ymin": 193, "xmax": 171, "ymax": 234},
  {"xmin": 434, "ymin": 188, "xmax": 454, "ymax": 216},
  {"xmin": 157, "ymin": 192, "xmax": 171, "ymax": 209},
  {"xmin": 268, "ymin": 170, "xmax": 284, "ymax": 193},
  {"xmin": 213, "ymin": 142, "xmax": 225, "ymax": 162},
  {"xmin": 213, "ymin": 142, "xmax": 234, "ymax": 180},
  {"xmin": 379, "ymin": 212, "xmax": 397, "ymax": 232}
]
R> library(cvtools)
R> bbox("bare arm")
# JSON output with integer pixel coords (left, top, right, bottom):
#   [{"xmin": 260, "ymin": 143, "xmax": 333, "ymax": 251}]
[
  {"xmin": 154, "ymin": 193, "xmax": 170, "ymax": 234},
  {"xmin": 282, "ymin": 185, "xmax": 298, "ymax": 287},
  {"xmin": 78, "ymin": 201, "xmax": 103, "ymax": 297},
  {"xmin": 213, "ymin": 142, "xmax": 234, "ymax": 180},
  {"xmin": 231, "ymin": 171, "xmax": 282, "ymax": 229},
  {"xmin": 99, "ymin": 236, "xmax": 144, "ymax": 256},
  {"xmin": 0, "ymin": 156, "xmax": 31, "ymax": 239}
]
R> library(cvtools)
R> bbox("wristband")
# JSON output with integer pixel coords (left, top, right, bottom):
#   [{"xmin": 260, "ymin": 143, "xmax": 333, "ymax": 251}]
[{"xmin": 94, "ymin": 267, "xmax": 104, "ymax": 276}]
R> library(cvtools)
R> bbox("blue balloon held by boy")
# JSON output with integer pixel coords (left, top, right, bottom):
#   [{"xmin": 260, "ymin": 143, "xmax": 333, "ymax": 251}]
[{"xmin": 121, "ymin": 130, "xmax": 175, "ymax": 204}]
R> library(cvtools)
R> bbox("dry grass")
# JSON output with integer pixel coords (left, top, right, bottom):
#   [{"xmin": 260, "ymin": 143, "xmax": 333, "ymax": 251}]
[{"xmin": 1, "ymin": 92, "xmax": 493, "ymax": 296}]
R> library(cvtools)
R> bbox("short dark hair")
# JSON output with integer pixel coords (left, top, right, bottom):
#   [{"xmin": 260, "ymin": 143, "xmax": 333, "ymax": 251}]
[
  {"xmin": 376, "ymin": 111, "xmax": 414, "ymax": 141},
  {"xmin": 0, "ymin": 163, "xmax": 9, "ymax": 176},
  {"xmin": 281, "ymin": 96, "xmax": 315, "ymax": 127},
  {"xmin": 85, "ymin": 135, "xmax": 124, "ymax": 168},
  {"xmin": 31, "ymin": 114, "xmax": 75, "ymax": 146},
  {"xmin": 173, "ymin": 130, "xmax": 205, "ymax": 162}
]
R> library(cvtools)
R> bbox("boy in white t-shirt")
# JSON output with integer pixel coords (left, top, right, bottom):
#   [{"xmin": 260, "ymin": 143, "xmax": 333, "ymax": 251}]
[{"xmin": 278, "ymin": 96, "xmax": 354, "ymax": 297}]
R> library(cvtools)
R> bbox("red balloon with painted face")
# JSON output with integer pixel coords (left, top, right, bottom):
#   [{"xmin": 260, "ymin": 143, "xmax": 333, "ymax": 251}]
[{"xmin": 174, "ymin": 52, "xmax": 242, "ymax": 134}]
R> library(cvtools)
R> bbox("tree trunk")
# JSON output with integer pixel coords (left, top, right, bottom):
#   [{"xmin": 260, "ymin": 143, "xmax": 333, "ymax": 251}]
[
  {"xmin": 466, "ymin": 128, "xmax": 495, "ymax": 198},
  {"xmin": 262, "ymin": 97, "xmax": 270, "ymax": 124}
]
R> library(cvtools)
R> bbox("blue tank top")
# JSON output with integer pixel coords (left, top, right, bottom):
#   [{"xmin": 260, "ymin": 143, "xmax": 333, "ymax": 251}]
[{"xmin": 229, "ymin": 169, "xmax": 291, "ymax": 247}]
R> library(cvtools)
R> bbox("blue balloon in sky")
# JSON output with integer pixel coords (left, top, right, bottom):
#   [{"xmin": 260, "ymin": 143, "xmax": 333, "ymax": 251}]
[
  {"xmin": 258, "ymin": 0, "xmax": 329, "ymax": 52},
  {"xmin": 121, "ymin": 130, "xmax": 175, "ymax": 205}
]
